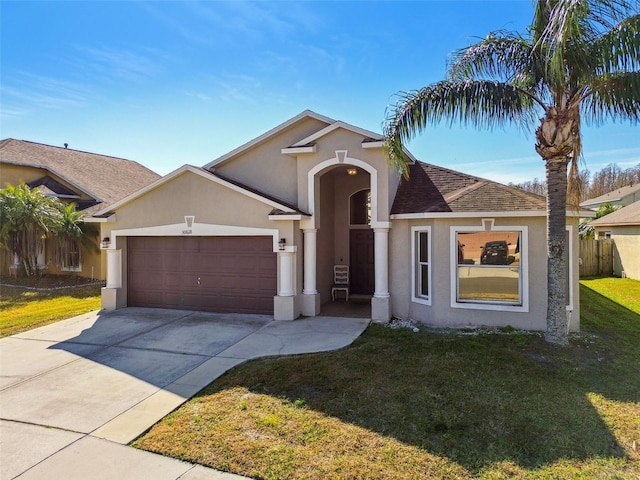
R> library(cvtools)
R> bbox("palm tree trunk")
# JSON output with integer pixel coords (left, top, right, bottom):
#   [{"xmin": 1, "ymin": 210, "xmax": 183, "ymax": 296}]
[{"xmin": 545, "ymin": 156, "xmax": 569, "ymax": 345}]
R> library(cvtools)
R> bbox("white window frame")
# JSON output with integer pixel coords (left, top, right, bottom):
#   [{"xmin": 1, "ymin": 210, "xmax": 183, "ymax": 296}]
[
  {"xmin": 450, "ymin": 222, "xmax": 529, "ymax": 312},
  {"xmin": 411, "ymin": 226, "xmax": 432, "ymax": 306}
]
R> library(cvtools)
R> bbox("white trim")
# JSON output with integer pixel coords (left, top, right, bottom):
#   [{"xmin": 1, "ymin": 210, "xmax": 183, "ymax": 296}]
[
  {"xmin": 292, "ymin": 121, "xmax": 383, "ymax": 147},
  {"xmin": 268, "ymin": 214, "xmax": 309, "ymax": 221},
  {"xmin": 566, "ymin": 225, "xmax": 574, "ymax": 312},
  {"xmin": 411, "ymin": 226, "xmax": 432, "ymax": 306},
  {"xmin": 362, "ymin": 140, "xmax": 385, "ymax": 149},
  {"xmin": 307, "ymin": 154, "xmax": 381, "ymax": 228},
  {"xmin": 86, "ymin": 214, "xmax": 116, "ymax": 223},
  {"xmin": 392, "ymin": 210, "xmax": 590, "ymax": 219},
  {"xmin": 281, "ymin": 145, "xmax": 316, "ymax": 155},
  {"xmin": 450, "ymin": 222, "xmax": 529, "ymax": 313},
  {"xmin": 204, "ymin": 110, "xmax": 336, "ymax": 169},
  {"xmin": 94, "ymin": 165, "xmax": 296, "ymax": 216},
  {"xmin": 108, "ymin": 222, "xmax": 282, "ymax": 252}
]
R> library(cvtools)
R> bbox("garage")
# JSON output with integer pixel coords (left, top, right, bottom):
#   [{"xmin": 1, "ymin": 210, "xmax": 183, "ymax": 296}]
[{"xmin": 127, "ymin": 236, "xmax": 276, "ymax": 315}]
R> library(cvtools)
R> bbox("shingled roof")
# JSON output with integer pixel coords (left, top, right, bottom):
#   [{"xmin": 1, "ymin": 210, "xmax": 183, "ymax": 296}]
[
  {"xmin": 391, "ymin": 161, "xmax": 547, "ymax": 215},
  {"xmin": 0, "ymin": 139, "xmax": 160, "ymax": 215}
]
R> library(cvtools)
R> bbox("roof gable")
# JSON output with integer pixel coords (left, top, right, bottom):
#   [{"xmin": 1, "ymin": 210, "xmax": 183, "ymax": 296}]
[
  {"xmin": 581, "ymin": 183, "xmax": 640, "ymax": 207},
  {"xmin": 93, "ymin": 165, "xmax": 307, "ymax": 217},
  {"xmin": 203, "ymin": 110, "xmax": 335, "ymax": 170}
]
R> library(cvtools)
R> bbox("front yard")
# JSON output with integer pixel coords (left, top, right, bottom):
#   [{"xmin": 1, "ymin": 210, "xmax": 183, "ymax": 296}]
[
  {"xmin": 133, "ymin": 278, "xmax": 640, "ymax": 479},
  {"xmin": 0, "ymin": 275, "xmax": 102, "ymax": 337}
]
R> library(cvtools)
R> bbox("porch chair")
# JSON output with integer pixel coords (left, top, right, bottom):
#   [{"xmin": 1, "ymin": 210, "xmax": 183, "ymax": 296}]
[{"xmin": 331, "ymin": 265, "xmax": 350, "ymax": 301}]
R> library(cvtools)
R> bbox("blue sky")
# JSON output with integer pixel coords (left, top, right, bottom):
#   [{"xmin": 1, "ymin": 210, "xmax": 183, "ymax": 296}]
[{"xmin": 2, "ymin": 1, "xmax": 638, "ymax": 184}]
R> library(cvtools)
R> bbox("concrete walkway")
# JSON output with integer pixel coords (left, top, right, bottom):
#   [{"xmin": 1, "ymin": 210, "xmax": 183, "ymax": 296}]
[{"xmin": 0, "ymin": 308, "xmax": 370, "ymax": 479}]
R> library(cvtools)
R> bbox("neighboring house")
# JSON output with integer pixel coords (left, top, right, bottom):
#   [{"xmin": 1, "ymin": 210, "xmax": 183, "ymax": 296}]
[
  {"xmin": 95, "ymin": 111, "xmax": 584, "ymax": 331},
  {"xmin": 580, "ymin": 183, "xmax": 640, "ymax": 210},
  {"xmin": 0, "ymin": 139, "xmax": 160, "ymax": 279},
  {"xmin": 589, "ymin": 201, "xmax": 640, "ymax": 280}
]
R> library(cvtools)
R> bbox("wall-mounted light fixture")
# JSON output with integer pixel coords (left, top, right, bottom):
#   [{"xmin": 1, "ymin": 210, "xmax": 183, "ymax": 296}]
[
  {"xmin": 101, "ymin": 237, "xmax": 111, "ymax": 249},
  {"xmin": 279, "ymin": 238, "xmax": 286, "ymax": 251},
  {"xmin": 347, "ymin": 168, "xmax": 357, "ymax": 176}
]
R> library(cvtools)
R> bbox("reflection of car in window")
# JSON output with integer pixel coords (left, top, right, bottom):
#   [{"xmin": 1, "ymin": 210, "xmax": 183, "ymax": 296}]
[{"xmin": 480, "ymin": 241, "xmax": 515, "ymax": 265}]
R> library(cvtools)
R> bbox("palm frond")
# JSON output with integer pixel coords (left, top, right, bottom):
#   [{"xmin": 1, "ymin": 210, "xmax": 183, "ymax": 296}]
[
  {"xmin": 384, "ymin": 81, "xmax": 536, "ymax": 175},
  {"xmin": 591, "ymin": 14, "xmax": 640, "ymax": 74},
  {"xmin": 582, "ymin": 71, "xmax": 640, "ymax": 123},
  {"xmin": 448, "ymin": 31, "xmax": 535, "ymax": 83}
]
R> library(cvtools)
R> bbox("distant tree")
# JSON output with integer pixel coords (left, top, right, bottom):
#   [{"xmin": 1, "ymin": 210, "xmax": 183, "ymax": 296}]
[{"xmin": 513, "ymin": 178, "xmax": 548, "ymax": 196}]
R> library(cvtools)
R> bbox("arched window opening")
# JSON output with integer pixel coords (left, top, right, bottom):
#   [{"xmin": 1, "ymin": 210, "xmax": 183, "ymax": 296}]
[{"xmin": 350, "ymin": 189, "xmax": 371, "ymax": 226}]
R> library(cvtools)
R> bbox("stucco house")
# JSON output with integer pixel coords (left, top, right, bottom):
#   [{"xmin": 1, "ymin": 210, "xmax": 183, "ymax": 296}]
[
  {"xmin": 589, "ymin": 200, "xmax": 640, "ymax": 280},
  {"xmin": 0, "ymin": 139, "xmax": 160, "ymax": 279},
  {"xmin": 580, "ymin": 183, "xmax": 640, "ymax": 210},
  {"xmin": 95, "ymin": 111, "xmax": 582, "ymax": 331}
]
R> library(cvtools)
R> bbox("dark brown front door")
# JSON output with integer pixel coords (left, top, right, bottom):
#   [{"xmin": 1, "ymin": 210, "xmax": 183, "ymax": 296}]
[
  {"xmin": 349, "ymin": 229, "xmax": 374, "ymax": 295},
  {"xmin": 128, "ymin": 236, "xmax": 276, "ymax": 315}
]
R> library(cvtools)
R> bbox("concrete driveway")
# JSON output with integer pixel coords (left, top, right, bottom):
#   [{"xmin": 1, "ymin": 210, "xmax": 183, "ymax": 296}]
[{"xmin": 0, "ymin": 308, "xmax": 370, "ymax": 479}]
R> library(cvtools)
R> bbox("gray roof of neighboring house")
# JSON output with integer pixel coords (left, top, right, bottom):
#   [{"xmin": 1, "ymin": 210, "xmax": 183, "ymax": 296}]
[
  {"xmin": 589, "ymin": 200, "xmax": 640, "ymax": 227},
  {"xmin": 0, "ymin": 138, "xmax": 160, "ymax": 215},
  {"xmin": 580, "ymin": 183, "xmax": 640, "ymax": 208},
  {"xmin": 391, "ymin": 161, "xmax": 547, "ymax": 214}
]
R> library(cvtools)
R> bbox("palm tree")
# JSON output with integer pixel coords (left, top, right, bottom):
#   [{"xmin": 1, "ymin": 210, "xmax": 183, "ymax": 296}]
[
  {"xmin": 384, "ymin": 0, "xmax": 639, "ymax": 345},
  {"xmin": 0, "ymin": 183, "xmax": 63, "ymax": 276},
  {"xmin": 51, "ymin": 202, "xmax": 99, "ymax": 272}
]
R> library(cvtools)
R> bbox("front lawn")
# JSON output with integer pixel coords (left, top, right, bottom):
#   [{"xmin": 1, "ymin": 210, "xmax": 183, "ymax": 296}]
[
  {"xmin": 0, "ymin": 276, "xmax": 102, "ymax": 337},
  {"xmin": 133, "ymin": 278, "xmax": 640, "ymax": 479}
]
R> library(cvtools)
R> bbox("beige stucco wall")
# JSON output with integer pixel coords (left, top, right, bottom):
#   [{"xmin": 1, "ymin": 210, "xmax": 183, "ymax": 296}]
[
  {"xmin": 389, "ymin": 216, "xmax": 581, "ymax": 332},
  {"xmin": 295, "ymin": 129, "xmax": 392, "ymax": 225},
  {"xmin": 214, "ymin": 117, "xmax": 331, "ymax": 205},
  {"xmin": 610, "ymin": 227, "xmax": 640, "ymax": 279},
  {"xmin": 100, "ymin": 169, "xmax": 298, "ymax": 308}
]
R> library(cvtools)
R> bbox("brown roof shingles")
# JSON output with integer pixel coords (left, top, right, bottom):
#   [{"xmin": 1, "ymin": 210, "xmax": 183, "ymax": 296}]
[
  {"xmin": 0, "ymin": 139, "xmax": 160, "ymax": 215},
  {"xmin": 391, "ymin": 161, "xmax": 546, "ymax": 214}
]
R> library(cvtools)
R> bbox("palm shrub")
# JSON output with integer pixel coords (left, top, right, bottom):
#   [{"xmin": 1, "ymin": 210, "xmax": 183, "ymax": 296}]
[
  {"xmin": 51, "ymin": 202, "xmax": 99, "ymax": 271},
  {"xmin": 384, "ymin": 0, "xmax": 640, "ymax": 344},
  {"xmin": 1, "ymin": 183, "xmax": 98, "ymax": 276},
  {"xmin": 0, "ymin": 183, "xmax": 63, "ymax": 276}
]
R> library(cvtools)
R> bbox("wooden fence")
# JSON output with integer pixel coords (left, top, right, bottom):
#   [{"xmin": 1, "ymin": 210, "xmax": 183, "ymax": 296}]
[{"xmin": 579, "ymin": 239, "xmax": 614, "ymax": 277}]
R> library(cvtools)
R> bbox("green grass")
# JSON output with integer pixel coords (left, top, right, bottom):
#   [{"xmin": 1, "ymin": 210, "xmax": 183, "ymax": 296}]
[
  {"xmin": 0, "ymin": 285, "xmax": 102, "ymax": 337},
  {"xmin": 133, "ymin": 277, "xmax": 640, "ymax": 479}
]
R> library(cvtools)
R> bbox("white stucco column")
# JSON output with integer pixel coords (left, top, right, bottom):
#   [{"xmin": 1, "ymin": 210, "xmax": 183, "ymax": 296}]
[
  {"xmin": 373, "ymin": 227, "xmax": 390, "ymax": 298},
  {"xmin": 302, "ymin": 229, "xmax": 318, "ymax": 295},
  {"xmin": 106, "ymin": 249, "xmax": 122, "ymax": 289},
  {"xmin": 301, "ymin": 228, "xmax": 321, "ymax": 316},
  {"xmin": 278, "ymin": 251, "xmax": 295, "ymax": 297},
  {"xmin": 372, "ymin": 227, "xmax": 391, "ymax": 323}
]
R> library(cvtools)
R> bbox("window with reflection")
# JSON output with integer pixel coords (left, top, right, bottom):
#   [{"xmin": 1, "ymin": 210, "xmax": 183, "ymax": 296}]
[{"xmin": 456, "ymin": 230, "xmax": 522, "ymax": 305}]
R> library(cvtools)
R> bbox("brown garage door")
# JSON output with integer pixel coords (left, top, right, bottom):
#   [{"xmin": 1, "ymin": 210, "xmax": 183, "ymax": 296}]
[{"xmin": 128, "ymin": 236, "xmax": 276, "ymax": 315}]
